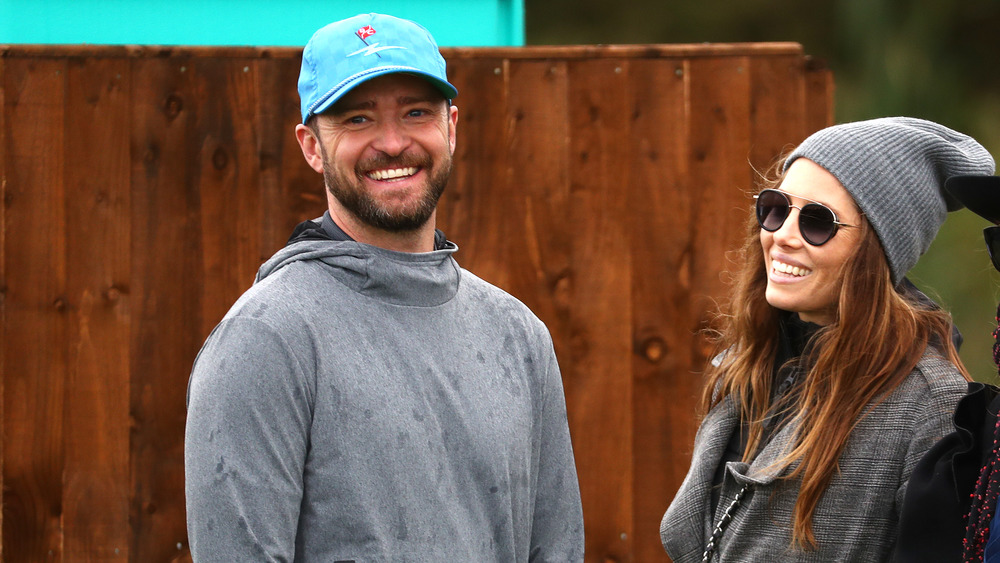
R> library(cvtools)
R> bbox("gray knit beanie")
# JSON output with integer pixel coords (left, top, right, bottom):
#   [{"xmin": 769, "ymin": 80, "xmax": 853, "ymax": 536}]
[{"xmin": 785, "ymin": 117, "xmax": 995, "ymax": 283}]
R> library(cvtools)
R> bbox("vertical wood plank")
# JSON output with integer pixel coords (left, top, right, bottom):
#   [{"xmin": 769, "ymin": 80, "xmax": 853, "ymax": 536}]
[
  {"xmin": 63, "ymin": 55, "xmax": 131, "ymax": 561},
  {"xmin": 194, "ymin": 57, "xmax": 263, "ymax": 338},
  {"xmin": 686, "ymin": 56, "xmax": 754, "ymax": 345},
  {"xmin": 748, "ymin": 55, "xmax": 808, "ymax": 179},
  {"xmin": 257, "ymin": 56, "xmax": 316, "ymax": 262},
  {"xmin": 436, "ymin": 57, "xmax": 513, "ymax": 288},
  {"xmin": 627, "ymin": 56, "xmax": 691, "ymax": 563},
  {"xmin": 2, "ymin": 56, "xmax": 68, "ymax": 561},
  {"xmin": 503, "ymin": 60, "xmax": 573, "ymax": 342},
  {"xmin": 0, "ymin": 52, "xmax": 7, "ymax": 562},
  {"xmin": 566, "ymin": 58, "xmax": 634, "ymax": 562},
  {"xmin": 129, "ymin": 55, "xmax": 198, "ymax": 562},
  {"xmin": 804, "ymin": 59, "xmax": 834, "ymax": 135}
]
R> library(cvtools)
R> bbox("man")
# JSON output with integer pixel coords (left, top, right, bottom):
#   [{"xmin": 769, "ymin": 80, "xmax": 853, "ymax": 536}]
[{"xmin": 184, "ymin": 13, "xmax": 585, "ymax": 562}]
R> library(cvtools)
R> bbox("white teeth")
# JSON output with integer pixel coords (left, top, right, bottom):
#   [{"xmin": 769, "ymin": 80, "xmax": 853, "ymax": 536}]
[
  {"xmin": 772, "ymin": 260, "xmax": 812, "ymax": 277},
  {"xmin": 368, "ymin": 167, "xmax": 417, "ymax": 181}
]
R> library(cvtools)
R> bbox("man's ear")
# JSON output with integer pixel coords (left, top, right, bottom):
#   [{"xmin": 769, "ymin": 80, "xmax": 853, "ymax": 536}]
[
  {"xmin": 295, "ymin": 123, "xmax": 325, "ymax": 173},
  {"xmin": 448, "ymin": 105, "xmax": 458, "ymax": 155}
]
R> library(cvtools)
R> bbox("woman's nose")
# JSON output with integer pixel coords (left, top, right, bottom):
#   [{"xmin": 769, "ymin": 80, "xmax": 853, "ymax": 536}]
[{"xmin": 772, "ymin": 208, "xmax": 804, "ymax": 247}]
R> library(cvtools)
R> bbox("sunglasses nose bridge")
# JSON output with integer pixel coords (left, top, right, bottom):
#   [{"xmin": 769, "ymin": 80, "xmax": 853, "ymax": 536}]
[
  {"xmin": 770, "ymin": 204, "xmax": 807, "ymax": 244},
  {"xmin": 775, "ymin": 203, "xmax": 802, "ymax": 236}
]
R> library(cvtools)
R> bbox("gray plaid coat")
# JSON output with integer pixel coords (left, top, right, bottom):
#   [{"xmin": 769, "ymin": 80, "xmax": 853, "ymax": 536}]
[{"xmin": 660, "ymin": 350, "xmax": 966, "ymax": 562}]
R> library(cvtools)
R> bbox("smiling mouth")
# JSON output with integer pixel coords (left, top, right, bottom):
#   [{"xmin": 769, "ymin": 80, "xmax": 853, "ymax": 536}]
[
  {"xmin": 366, "ymin": 167, "xmax": 419, "ymax": 181},
  {"xmin": 772, "ymin": 259, "xmax": 812, "ymax": 277}
]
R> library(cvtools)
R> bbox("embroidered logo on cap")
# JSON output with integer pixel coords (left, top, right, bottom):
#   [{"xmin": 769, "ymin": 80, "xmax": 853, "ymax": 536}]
[
  {"xmin": 351, "ymin": 24, "xmax": 405, "ymax": 58},
  {"xmin": 347, "ymin": 43, "xmax": 406, "ymax": 58}
]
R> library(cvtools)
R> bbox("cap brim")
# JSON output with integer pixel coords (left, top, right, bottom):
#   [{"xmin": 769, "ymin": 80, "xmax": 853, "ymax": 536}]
[
  {"xmin": 306, "ymin": 67, "xmax": 458, "ymax": 122},
  {"xmin": 945, "ymin": 175, "xmax": 1000, "ymax": 224}
]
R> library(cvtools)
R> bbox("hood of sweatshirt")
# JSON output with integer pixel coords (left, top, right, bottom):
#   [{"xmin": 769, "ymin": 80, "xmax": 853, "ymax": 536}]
[{"xmin": 255, "ymin": 218, "xmax": 461, "ymax": 308}]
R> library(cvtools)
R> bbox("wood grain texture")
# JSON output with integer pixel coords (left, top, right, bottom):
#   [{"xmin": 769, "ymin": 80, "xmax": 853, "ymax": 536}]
[
  {"xmin": 256, "ymin": 55, "xmax": 320, "ymax": 268},
  {"xmin": 0, "ymin": 44, "xmax": 831, "ymax": 562},
  {"xmin": 501, "ymin": 60, "xmax": 573, "ymax": 342},
  {"xmin": 566, "ymin": 57, "xmax": 635, "ymax": 562},
  {"xmin": 0, "ymin": 52, "xmax": 6, "ymax": 563},
  {"xmin": 128, "ymin": 55, "xmax": 198, "ymax": 561},
  {"xmin": 3, "ymin": 56, "xmax": 69, "ymax": 561},
  {"xmin": 437, "ymin": 57, "xmax": 513, "ymax": 289},
  {"xmin": 748, "ymin": 55, "xmax": 809, "ymax": 176},
  {"xmin": 686, "ymin": 55, "xmax": 754, "ymax": 332},
  {"xmin": 627, "ymin": 57, "xmax": 693, "ymax": 563},
  {"xmin": 192, "ymin": 57, "xmax": 264, "ymax": 339},
  {"xmin": 804, "ymin": 58, "xmax": 834, "ymax": 137},
  {"xmin": 63, "ymin": 55, "xmax": 132, "ymax": 561}
]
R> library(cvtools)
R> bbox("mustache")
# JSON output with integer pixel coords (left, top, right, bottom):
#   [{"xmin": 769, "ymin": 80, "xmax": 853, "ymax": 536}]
[{"xmin": 356, "ymin": 153, "xmax": 432, "ymax": 174}]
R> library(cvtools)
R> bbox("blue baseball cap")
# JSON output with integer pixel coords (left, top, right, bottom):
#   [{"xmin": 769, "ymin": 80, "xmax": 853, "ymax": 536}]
[{"xmin": 297, "ymin": 13, "xmax": 459, "ymax": 123}]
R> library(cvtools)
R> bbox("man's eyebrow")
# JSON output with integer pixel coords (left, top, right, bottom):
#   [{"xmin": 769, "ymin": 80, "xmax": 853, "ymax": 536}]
[
  {"xmin": 397, "ymin": 95, "xmax": 442, "ymax": 106},
  {"xmin": 330, "ymin": 99, "xmax": 376, "ymax": 115},
  {"xmin": 330, "ymin": 95, "xmax": 444, "ymax": 115}
]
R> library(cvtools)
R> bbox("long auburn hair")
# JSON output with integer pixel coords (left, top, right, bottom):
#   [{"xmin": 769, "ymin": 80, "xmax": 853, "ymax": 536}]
[{"xmin": 702, "ymin": 157, "xmax": 970, "ymax": 549}]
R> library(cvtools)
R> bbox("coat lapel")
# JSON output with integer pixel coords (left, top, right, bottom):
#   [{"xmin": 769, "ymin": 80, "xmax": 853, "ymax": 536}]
[{"xmin": 670, "ymin": 398, "xmax": 742, "ymax": 556}]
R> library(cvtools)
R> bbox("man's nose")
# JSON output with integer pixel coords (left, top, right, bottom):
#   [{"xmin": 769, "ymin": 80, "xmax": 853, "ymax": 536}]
[{"xmin": 372, "ymin": 120, "xmax": 411, "ymax": 156}]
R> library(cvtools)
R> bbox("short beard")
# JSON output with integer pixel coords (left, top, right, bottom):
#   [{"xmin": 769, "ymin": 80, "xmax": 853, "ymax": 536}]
[{"xmin": 321, "ymin": 148, "xmax": 451, "ymax": 233}]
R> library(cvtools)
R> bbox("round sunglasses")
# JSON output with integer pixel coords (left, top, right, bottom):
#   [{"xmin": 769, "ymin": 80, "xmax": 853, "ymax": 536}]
[{"xmin": 754, "ymin": 188, "xmax": 857, "ymax": 246}]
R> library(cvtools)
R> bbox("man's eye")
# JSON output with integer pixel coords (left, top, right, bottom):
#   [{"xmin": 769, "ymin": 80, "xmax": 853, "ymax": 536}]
[
  {"xmin": 407, "ymin": 109, "xmax": 427, "ymax": 118},
  {"xmin": 347, "ymin": 115, "xmax": 367, "ymax": 125}
]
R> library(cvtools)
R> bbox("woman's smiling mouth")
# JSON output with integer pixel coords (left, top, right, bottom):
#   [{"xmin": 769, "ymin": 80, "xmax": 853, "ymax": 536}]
[{"xmin": 771, "ymin": 259, "xmax": 812, "ymax": 277}]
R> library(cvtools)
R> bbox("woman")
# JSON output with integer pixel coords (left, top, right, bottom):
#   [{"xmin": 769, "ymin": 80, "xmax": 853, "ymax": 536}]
[{"xmin": 660, "ymin": 117, "xmax": 995, "ymax": 562}]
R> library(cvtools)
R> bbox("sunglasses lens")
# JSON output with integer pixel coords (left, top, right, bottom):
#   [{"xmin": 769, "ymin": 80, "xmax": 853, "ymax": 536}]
[
  {"xmin": 799, "ymin": 204, "xmax": 838, "ymax": 245},
  {"xmin": 756, "ymin": 190, "xmax": 789, "ymax": 232}
]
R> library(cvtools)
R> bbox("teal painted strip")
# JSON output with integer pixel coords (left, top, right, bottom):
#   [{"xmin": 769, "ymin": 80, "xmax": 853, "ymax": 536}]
[{"xmin": 0, "ymin": 0, "xmax": 524, "ymax": 46}]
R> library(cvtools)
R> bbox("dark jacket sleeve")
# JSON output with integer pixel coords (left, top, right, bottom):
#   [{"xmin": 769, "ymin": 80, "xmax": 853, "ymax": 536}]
[{"xmin": 893, "ymin": 382, "xmax": 1000, "ymax": 563}]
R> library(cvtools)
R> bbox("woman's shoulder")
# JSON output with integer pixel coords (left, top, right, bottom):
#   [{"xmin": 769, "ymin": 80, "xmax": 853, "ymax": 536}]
[
  {"xmin": 895, "ymin": 348, "xmax": 968, "ymax": 403},
  {"xmin": 915, "ymin": 348, "xmax": 967, "ymax": 383}
]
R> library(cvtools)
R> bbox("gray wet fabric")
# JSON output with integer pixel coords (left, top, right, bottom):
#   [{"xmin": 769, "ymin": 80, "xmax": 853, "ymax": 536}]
[{"xmin": 184, "ymin": 236, "xmax": 584, "ymax": 562}]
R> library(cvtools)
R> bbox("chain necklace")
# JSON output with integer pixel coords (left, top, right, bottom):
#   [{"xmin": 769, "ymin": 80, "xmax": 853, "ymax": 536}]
[{"xmin": 701, "ymin": 482, "xmax": 752, "ymax": 562}]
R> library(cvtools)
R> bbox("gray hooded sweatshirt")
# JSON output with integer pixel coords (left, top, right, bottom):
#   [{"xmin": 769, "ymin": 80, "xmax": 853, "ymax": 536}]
[{"xmin": 184, "ymin": 229, "xmax": 584, "ymax": 562}]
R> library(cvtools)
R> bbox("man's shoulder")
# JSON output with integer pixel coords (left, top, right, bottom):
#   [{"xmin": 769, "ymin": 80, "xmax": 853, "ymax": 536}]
[
  {"xmin": 458, "ymin": 268, "xmax": 542, "ymax": 318},
  {"xmin": 224, "ymin": 260, "xmax": 330, "ymax": 323}
]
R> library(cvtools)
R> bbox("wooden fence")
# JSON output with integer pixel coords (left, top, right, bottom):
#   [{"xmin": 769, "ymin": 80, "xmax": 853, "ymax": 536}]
[{"xmin": 0, "ymin": 43, "xmax": 831, "ymax": 562}]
